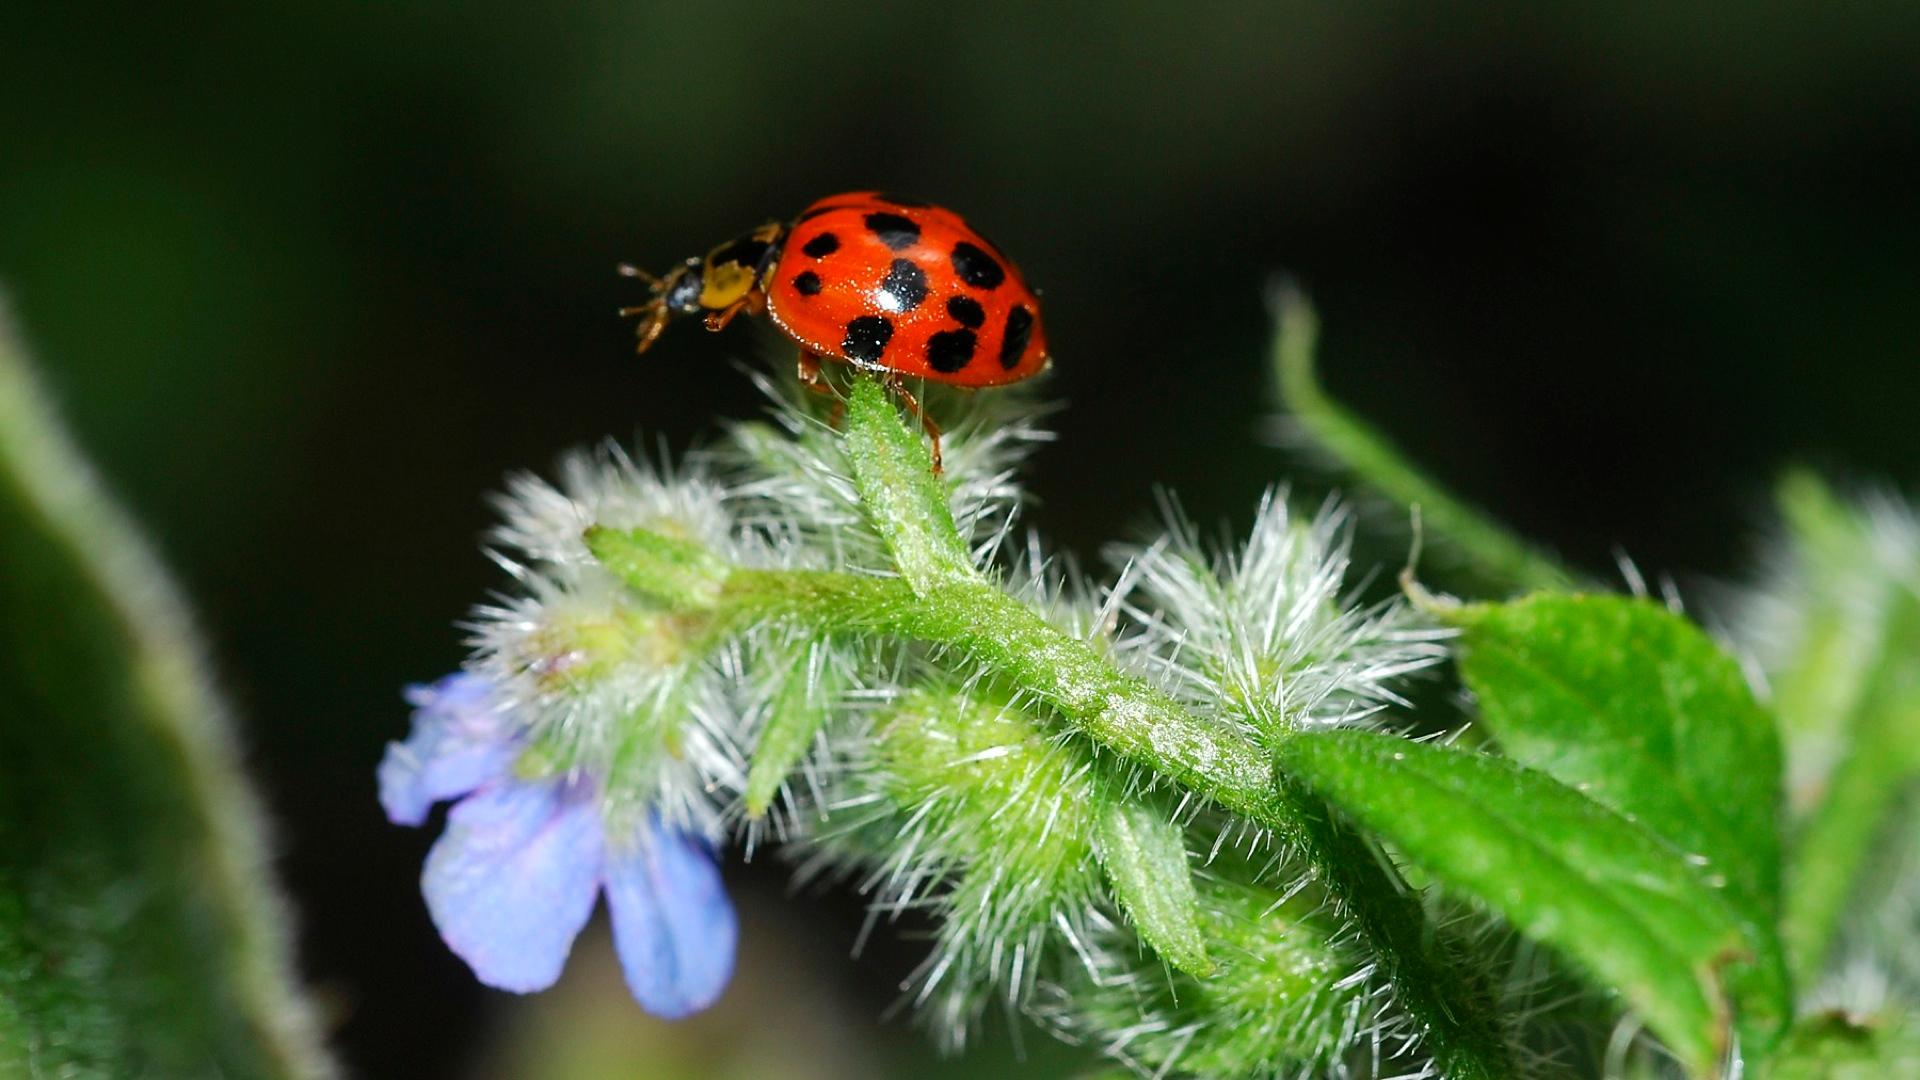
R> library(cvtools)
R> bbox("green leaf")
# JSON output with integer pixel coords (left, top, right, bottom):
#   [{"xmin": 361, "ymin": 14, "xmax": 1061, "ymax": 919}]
[
  {"xmin": 1759, "ymin": 473, "xmax": 1920, "ymax": 986},
  {"xmin": 0, "ymin": 310, "xmax": 331, "ymax": 1076},
  {"xmin": 1445, "ymin": 594, "xmax": 1785, "ymax": 905},
  {"xmin": 1444, "ymin": 594, "xmax": 1787, "ymax": 959},
  {"xmin": 1269, "ymin": 283, "xmax": 1575, "ymax": 595},
  {"xmin": 582, "ymin": 525, "xmax": 728, "ymax": 612},
  {"xmin": 743, "ymin": 638, "xmax": 841, "ymax": 819},
  {"xmin": 1094, "ymin": 802, "xmax": 1213, "ymax": 976},
  {"xmin": 576, "ymin": 522, "xmax": 725, "ymax": 611},
  {"xmin": 1767, "ymin": 1011, "xmax": 1920, "ymax": 1079},
  {"xmin": 1765, "ymin": 472, "xmax": 1900, "ymax": 747},
  {"xmin": 841, "ymin": 375, "xmax": 974, "ymax": 591},
  {"xmin": 1279, "ymin": 729, "xmax": 1749, "ymax": 1077}
]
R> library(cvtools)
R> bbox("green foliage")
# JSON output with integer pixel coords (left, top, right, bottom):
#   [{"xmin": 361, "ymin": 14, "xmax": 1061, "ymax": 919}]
[
  {"xmin": 598, "ymin": 376, "xmax": 1516, "ymax": 1078},
  {"xmin": 1766, "ymin": 1012, "xmax": 1920, "ymax": 1079},
  {"xmin": 842, "ymin": 378, "xmax": 974, "ymax": 589},
  {"xmin": 742, "ymin": 637, "xmax": 841, "ymax": 819},
  {"xmin": 440, "ymin": 315, "xmax": 1920, "ymax": 1077},
  {"xmin": 0, "ymin": 314, "xmax": 329, "ymax": 1076},
  {"xmin": 1093, "ymin": 802, "xmax": 1212, "ymax": 977},
  {"xmin": 1751, "ymin": 473, "xmax": 1920, "ymax": 988},
  {"xmin": 1279, "ymin": 730, "xmax": 1753, "ymax": 1077},
  {"xmin": 1049, "ymin": 867, "xmax": 1378, "ymax": 1077},
  {"xmin": 1443, "ymin": 593, "xmax": 1791, "ymax": 1047},
  {"xmin": 867, "ymin": 686, "xmax": 1108, "ymax": 1030}
]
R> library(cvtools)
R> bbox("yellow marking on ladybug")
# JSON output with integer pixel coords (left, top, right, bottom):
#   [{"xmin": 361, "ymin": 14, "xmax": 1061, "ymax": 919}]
[{"xmin": 697, "ymin": 222, "xmax": 784, "ymax": 310}]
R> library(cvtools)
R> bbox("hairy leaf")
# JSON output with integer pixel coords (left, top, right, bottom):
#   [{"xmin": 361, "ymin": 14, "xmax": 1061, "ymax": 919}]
[
  {"xmin": 743, "ymin": 638, "xmax": 840, "ymax": 819},
  {"xmin": 1443, "ymin": 592, "xmax": 1790, "ymax": 1047},
  {"xmin": 842, "ymin": 375, "xmax": 973, "ymax": 590},
  {"xmin": 1094, "ymin": 802, "xmax": 1212, "ymax": 976},
  {"xmin": 0, "ymin": 312, "xmax": 330, "ymax": 1075},
  {"xmin": 1280, "ymin": 729, "xmax": 1749, "ymax": 1077}
]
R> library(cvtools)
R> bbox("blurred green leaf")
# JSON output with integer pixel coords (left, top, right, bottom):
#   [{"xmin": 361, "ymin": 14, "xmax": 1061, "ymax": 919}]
[
  {"xmin": 0, "ymin": 308, "xmax": 330, "ymax": 1077},
  {"xmin": 1766, "ymin": 1011, "xmax": 1920, "ymax": 1079},
  {"xmin": 1442, "ymin": 592, "xmax": 1790, "ymax": 1046},
  {"xmin": 1278, "ymin": 729, "xmax": 1750, "ymax": 1078},
  {"xmin": 1763, "ymin": 473, "xmax": 1920, "ymax": 987},
  {"xmin": 1764, "ymin": 472, "xmax": 1906, "ymax": 750},
  {"xmin": 1094, "ymin": 801, "xmax": 1212, "ymax": 977},
  {"xmin": 1269, "ymin": 283, "xmax": 1577, "ymax": 596}
]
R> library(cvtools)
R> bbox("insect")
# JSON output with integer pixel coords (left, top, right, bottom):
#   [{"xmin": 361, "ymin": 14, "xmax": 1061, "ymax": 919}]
[{"xmin": 619, "ymin": 191, "xmax": 1050, "ymax": 471}]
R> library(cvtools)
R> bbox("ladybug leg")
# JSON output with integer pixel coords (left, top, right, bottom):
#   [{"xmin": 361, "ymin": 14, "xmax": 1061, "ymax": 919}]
[
  {"xmin": 619, "ymin": 299, "xmax": 671, "ymax": 355},
  {"xmin": 883, "ymin": 374, "xmax": 944, "ymax": 475},
  {"xmin": 702, "ymin": 288, "xmax": 767, "ymax": 333},
  {"xmin": 617, "ymin": 264, "xmax": 672, "ymax": 355},
  {"xmin": 797, "ymin": 350, "xmax": 846, "ymax": 426},
  {"xmin": 796, "ymin": 348, "xmax": 828, "ymax": 391},
  {"xmin": 616, "ymin": 262, "xmax": 659, "ymax": 286}
]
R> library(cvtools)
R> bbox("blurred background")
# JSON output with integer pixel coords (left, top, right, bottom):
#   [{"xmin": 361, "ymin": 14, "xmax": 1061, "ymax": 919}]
[{"xmin": 4, "ymin": 3, "xmax": 1919, "ymax": 1076}]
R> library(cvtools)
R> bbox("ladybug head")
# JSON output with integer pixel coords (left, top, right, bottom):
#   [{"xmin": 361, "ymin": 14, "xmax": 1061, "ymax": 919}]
[{"xmin": 618, "ymin": 221, "xmax": 783, "ymax": 356}]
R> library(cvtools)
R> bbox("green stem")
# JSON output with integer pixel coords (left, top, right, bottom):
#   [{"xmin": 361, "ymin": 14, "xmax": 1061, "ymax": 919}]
[
  {"xmin": 591, "ymin": 543, "xmax": 1512, "ymax": 1077},
  {"xmin": 1271, "ymin": 283, "xmax": 1576, "ymax": 596},
  {"xmin": 590, "ymin": 374, "xmax": 1513, "ymax": 1075},
  {"xmin": 727, "ymin": 569, "xmax": 1276, "ymax": 809}
]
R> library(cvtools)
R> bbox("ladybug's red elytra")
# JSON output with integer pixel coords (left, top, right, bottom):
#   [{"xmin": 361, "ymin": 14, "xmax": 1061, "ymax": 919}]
[{"xmin": 619, "ymin": 191, "xmax": 1050, "ymax": 471}]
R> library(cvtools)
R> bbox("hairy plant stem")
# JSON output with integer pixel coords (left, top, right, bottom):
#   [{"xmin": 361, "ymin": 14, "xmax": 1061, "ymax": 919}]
[
  {"xmin": 589, "ymin": 375, "xmax": 1512, "ymax": 1076},
  {"xmin": 717, "ymin": 566, "xmax": 1510, "ymax": 1078}
]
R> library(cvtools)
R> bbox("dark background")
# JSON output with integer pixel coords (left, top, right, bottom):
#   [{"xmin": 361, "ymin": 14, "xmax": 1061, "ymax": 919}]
[{"xmin": 4, "ymin": 4, "xmax": 1919, "ymax": 1076}]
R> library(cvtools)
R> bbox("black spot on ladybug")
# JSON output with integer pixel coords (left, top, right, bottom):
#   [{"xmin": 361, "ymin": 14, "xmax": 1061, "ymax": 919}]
[
  {"xmin": 877, "ymin": 258, "xmax": 928, "ymax": 313},
  {"xmin": 842, "ymin": 315, "xmax": 893, "ymax": 363},
  {"xmin": 865, "ymin": 212, "xmax": 921, "ymax": 251},
  {"xmin": 793, "ymin": 270, "xmax": 823, "ymax": 297},
  {"xmin": 999, "ymin": 305, "xmax": 1034, "ymax": 368},
  {"xmin": 800, "ymin": 232, "xmax": 839, "ymax": 258},
  {"xmin": 927, "ymin": 329, "xmax": 977, "ymax": 372},
  {"xmin": 945, "ymin": 295, "xmax": 986, "ymax": 328},
  {"xmin": 796, "ymin": 203, "xmax": 848, "ymax": 223},
  {"xmin": 876, "ymin": 192, "xmax": 932, "ymax": 208},
  {"xmin": 951, "ymin": 242, "xmax": 1005, "ymax": 290}
]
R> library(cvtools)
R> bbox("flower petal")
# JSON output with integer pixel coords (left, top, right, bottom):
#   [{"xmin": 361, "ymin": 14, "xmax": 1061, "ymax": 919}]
[
  {"xmin": 379, "ymin": 673, "xmax": 519, "ymax": 826},
  {"xmin": 603, "ymin": 822, "xmax": 737, "ymax": 1018},
  {"xmin": 422, "ymin": 779, "xmax": 604, "ymax": 992}
]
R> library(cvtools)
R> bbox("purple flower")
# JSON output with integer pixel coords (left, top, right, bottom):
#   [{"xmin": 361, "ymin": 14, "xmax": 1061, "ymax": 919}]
[{"xmin": 379, "ymin": 674, "xmax": 736, "ymax": 1017}]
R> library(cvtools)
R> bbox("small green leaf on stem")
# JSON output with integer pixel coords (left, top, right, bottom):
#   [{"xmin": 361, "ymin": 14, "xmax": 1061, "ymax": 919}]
[
  {"xmin": 1280, "ymin": 729, "xmax": 1749, "ymax": 1078},
  {"xmin": 842, "ymin": 375, "xmax": 974, "ymax": 590},
  {"xmin": 1270, "ymin": 282, "xmax": 1575, "ymax": 595},
  {"xmin": 1095, "ymin": 801, "xmax": 1213, "ymax": 976},
  {"xmin": 744, "ymin": 639, "xmax": 840, "ymax": 818},
  {"xmin": 583, "ymin": 525, "xmax": 728, "ymax": 612}
]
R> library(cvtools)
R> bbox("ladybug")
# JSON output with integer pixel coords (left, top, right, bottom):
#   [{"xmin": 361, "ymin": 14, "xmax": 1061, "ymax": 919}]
[{"xmin": 619, "ymin": 192, "xmax": 1050, "ymax": 470}]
